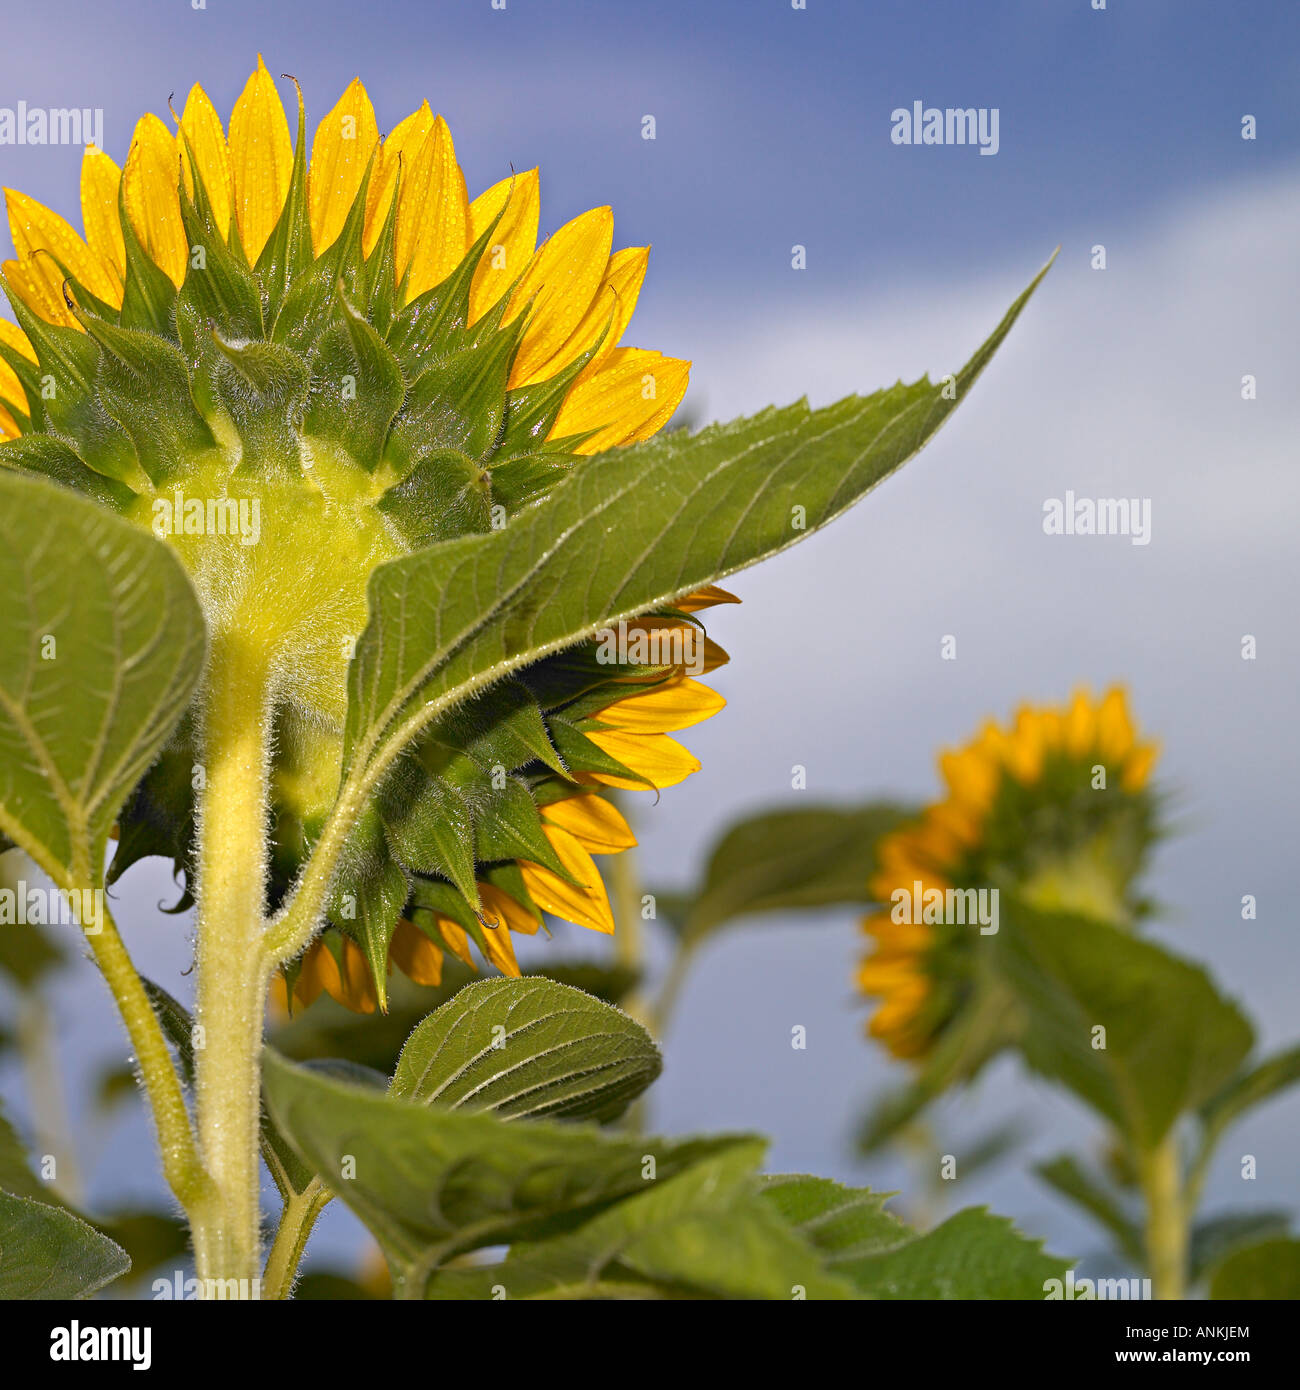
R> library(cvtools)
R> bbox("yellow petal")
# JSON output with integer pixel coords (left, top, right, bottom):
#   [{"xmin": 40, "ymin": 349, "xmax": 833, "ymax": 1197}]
[
  {"xmin": 1, "ymin": 256, "xmax": 77, "ymax": 328},
  {"xmin": 397, "ymin": 115, "xmax": 470, "ymax": 301},
  {"xmin": 79, "ymin": 146, "xmax": 126, "ymax": 291},
  {"xmin": 518, "ymin": 824, "xmax": 615, "ymax": 934},
  {"xmin": 1065, "ymin": 689, "xmax": 1097, "ymax": 758},
  {"xmin": 228, "ymin": 56, "xmax": 293, "ymax": 263},
  {"xmin": 857, "ymin": 957, "xmax": 925, "ymax": 997},
  {"xmin": 6, "ymin": 188, "xmax": 120, "ymax": 308},
  {"xmin": 0, "ymin": 318, "xmax": 34, "ymax": 416},
  {"xmin": 540, "ymin": 794, "xmax": 637, "ymax": 854},
  {"xmin": 291, "ymin": 940, "xmax": 328, "ymax": 1009},
  {"xmin": 583, "ymin": 729, "xmax": 701, "ymax": 791},
  {"xmin": 432, "ymin": 913, "xmax": 476, "ymax": 969},
  {"xmin": 593, "ymin": 676, "xmax": 725, "ymax": 735},
  {"xmin": 179, "ymin": 85, "xmax": 232, "ymax": 239},
  {"xmin": 389, "ymin": 918, "xmax": 443, "ymax": 988},
  {"xmin": 467, "ymin": 168, "xmax": 540, "ymax": 324},
  {"xmin": 507, "ymin": 205, "xmax": 613, "ymax": 387},
  {"xmin": 477, "ymin": 913, "xmax": 522, "ymax": 976},
  {"xmin": 122, "ymin": 114, "xmax": 188, "ymax": 287},
  {"xmin": 539, "ymin": 244, "xmax": 648, "ymax": 380},
  {"xmin": 939, "ymin": 745, "xmax": 999, "ymax": 810},
  {"xmin": 478, "ymin": 882, "xmax": 541, "ymax": 936},
  {"xmin": 0, "ymin": 401, "xmax": 20, "ymax": 440},
  {"xmin": 309, "ymin": 77, "xmax": 379, "ymax": 256},
  {"xmin": 321, "ymin": 935, "xmax": 379, "ymax": 1014},
  {"xmin": 363, "ymin": 103, "xmax": 433, "ymax": 256},
  {"xmin": 674, "ymin": 585, "xmax": 741, "ymax": 614},
  {"xmin": 1121, "ymin": 742, "xmax": 1159, "ymax": 792},
  {"xmin": 1096, "ymin": 686, "xmax": 1136, "ymax": 764},
  {"xmin": 551, "ymin": 347, "xmax": 690, "ymax": 453}
]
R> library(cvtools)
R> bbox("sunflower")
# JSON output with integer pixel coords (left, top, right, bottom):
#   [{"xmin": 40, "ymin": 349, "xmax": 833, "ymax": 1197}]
[
  {"xmin": 858, "ymin": 688, "xmax": 1160, "ymax": 1060},
  {"xmin": 0, "ymin": 57, "xmax": 731, "ymax": 1012}
]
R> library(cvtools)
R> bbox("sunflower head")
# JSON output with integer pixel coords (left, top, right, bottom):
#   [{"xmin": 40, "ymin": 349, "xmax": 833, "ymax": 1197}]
[
  {"xmin": 0, "ymin": 58, "xmax": 725, "ymax": 1009},
  {"xmin": 858, "ymin": 687, "xmax": 1161, "ymax": 1061}
]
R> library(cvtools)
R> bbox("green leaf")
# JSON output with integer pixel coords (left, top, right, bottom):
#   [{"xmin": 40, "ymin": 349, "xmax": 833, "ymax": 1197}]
[
  {"xmin": 0, "ymin": 472, "xmax": 205, "ymax": 883},
  {"xmin": 1190, "ymin": 1211, "xmax": 1293, "ymax": 1283},
  {"xmin": 428, "ymin": 1145, "xmax": 855, "ymax": 1300},
  {"xmin": 0, "ymin": 1188, "xmax": 130, "ymax": 1298},
  {"xmin": 389, "ymin": 977, "xmax": 661, "ymax": 1122},
  {"xmin": 1035, "ymin": 1154, "xmax": 1143, "ymax": 1263},
  {"xmin": 0, "ymin": 1099, "xmax": 46, "ymax": 1201},
  {"xmin": 1208, "ymin": 1237, "xmax": 1300, "ymax": 1300},
  {"xmin": 997, "ymin": 902, "xmax": 1253, "ymax": 1150},
  {"xmin": 1199, "ymin": 1043, "xmax": 1300, "ymax": 1150},
  {"xmin": 342, "ymin": 262, "xmax": 1051, "ymax": 790},
  {"xmin": 760, "ymin": 1175, "xmax": 1069, "ymax": 1299},
  {"xmin": 262, "ymin": 1046, "xmax": 759, "ymax": 1295},
  {"xmin": 661, "ymin": 802, "xmax": 913, "ymax": 945}
]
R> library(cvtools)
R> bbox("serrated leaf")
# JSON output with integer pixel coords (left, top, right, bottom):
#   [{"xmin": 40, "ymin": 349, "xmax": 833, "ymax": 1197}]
[
  {"xmin": 262, "ymin": 1046, "xmax": 757, "ymax": 1295},
  {"xmin": 1199, "ymin": 1043, "xmax": 1300, "ymax": 1151},
  {"xmin": 0, "ymin": 472, "xmax": 205, "ymax": 884},
  {"xmin": 1035, "ymin": 1154, "xmax": 1144, "ymax": 1263},
  {"xmin": 0, "ymin": 1188, "xmax": 130, "ymax": 1298},
  {"xmin": 997, "ymin": 902, "xmax": 1254, "ymax": 1151},
  {"xmin": 389, "ymin": 977, "xmax": 660, "ymax": 1122},
  {"xmin": 342, "ymin": 264, "xmax": 1051, "ymax": 799},
  {"xmin": 1208, "ymin": 1237, "xmax": 1300, "ymax": 1300}
]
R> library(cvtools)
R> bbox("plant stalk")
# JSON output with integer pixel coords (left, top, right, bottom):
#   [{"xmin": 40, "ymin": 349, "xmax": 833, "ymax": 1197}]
[
  {"xmin": 190, "ymin": 630, "xmax": 275, "ymax": 1290},
  {"xmin": 1139, "ymin": 1133, "xmax": 1187, "ymax": 1301}
]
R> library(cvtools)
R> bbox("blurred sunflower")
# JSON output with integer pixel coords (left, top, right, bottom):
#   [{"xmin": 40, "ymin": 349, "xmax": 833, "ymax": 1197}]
[
  {"xmin": 858, "ymin": 688, "xmax": 1161, "ymax": 1060},
  {"xmin": 0, "ymin": 57, "xmax": 733, "ymax": 1013}
]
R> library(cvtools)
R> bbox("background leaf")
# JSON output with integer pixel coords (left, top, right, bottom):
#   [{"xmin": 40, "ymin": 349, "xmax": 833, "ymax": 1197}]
[{"xmin": 1208, "ymin": 1237, "xmax": 1300, "ymax": 1300}]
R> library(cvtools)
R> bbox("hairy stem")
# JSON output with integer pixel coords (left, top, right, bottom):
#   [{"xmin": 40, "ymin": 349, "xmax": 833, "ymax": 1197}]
[
  {"xmin": 191, "ymin": 630, "xmax": 274, "ymax": 1289},
  {"xmin": 1139, "ymin": 1133, "xmax": 1187, "ymax": 1300},
  {"xmin": 262, "ymin": 1179, "xmax": 330, "ymax": 1301}
]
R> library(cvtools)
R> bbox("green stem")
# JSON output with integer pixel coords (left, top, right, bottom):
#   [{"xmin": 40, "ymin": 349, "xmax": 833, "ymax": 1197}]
[
  {"xmin": 1139, "ymin": 1134, "xmax": 1187, "ymax": 1300},
  {"xmin": 262, "ymin": 1179, "xmax": 330, "ymax": 1301},
  {"xmin": 190, "ymin": 630, "xmax": 275, "ymax": 1289}
]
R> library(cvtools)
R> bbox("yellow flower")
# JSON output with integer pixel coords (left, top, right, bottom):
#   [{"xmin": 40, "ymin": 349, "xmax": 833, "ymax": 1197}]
[
  {"xmin": 859, "ymin": 687, "xmax": 1160, "ymax": 1060},
  {"xmin": 0, "ymin": 59, "xmax": 729, "ymax": 1013}
]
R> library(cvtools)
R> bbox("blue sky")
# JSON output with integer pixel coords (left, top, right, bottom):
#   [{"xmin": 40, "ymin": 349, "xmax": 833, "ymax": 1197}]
[{"xmin": 2, "ymin": 0, "xmax": 1298, "ymax": 1286}]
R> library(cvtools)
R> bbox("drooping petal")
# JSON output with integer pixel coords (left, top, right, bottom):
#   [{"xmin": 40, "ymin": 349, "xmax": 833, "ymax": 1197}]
[
  {"xmin": 390, "ymin": 917, "xmax": 443, "ymax": 987},
  {"xmin": 396, "ymin": 115, "xmax": 470, "ymax": 301},
  {"xmin": 478, "ymin": 882, "xmax": 541, "ymax": 936},
  {"xmin": 363, "ymin": 102, "xmax": 432, "ymax": 256},
  {"xmin": 673, "ymin": 585, "xmax": 741, "ymax": 613},
  {"xmin": 477, "ymin": 912, "xmax": 522, "ymax": 976},
  {"xmin": 6, "ymin": 188, "xmax": 120, "ymax": 308},
  {"xmin": 551, "ymin": 347, "xmax": 690, "ymax": 452},
  {"xmin": 518, "ymin": 823, "xmax": 615, "ymax": 934},
  {"xmin": 583, "ymin": 729, "xmax": 702, "ymax": 790},
  {"xmin": 0, "ymin": 400, "xmax": 20, "ymax": 440},
  {"xmin": 79, "ymin": 145, "xmax": 126, "ymax": 291},
  {"xmin": 540, "ymin": 793, "xmax": 637, "ymax": 854},
  {"xmin": 179, "ymin": 84, "xmax": 232, "ymax": 239},
  {"xmin": 309, "ymin": 77, "xmax": 379, "ymax": 255},
  {"xmin": 122, "ymin": 114, "xmax": 189, "ymax": 287},
  {"xmin": 506, "ymin": 205, "xmax": 613, "ymax": 387},
  {"xmin": 228, "ymin": 55, "xmax": 293, "ymax": 263},
  {"xmin": 592, "ymin": 677, "xmax": 725, "ymax": 735},
  {"xmin": 467, "ymin": 168, "xmax": 540, "ymax": 323}
]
